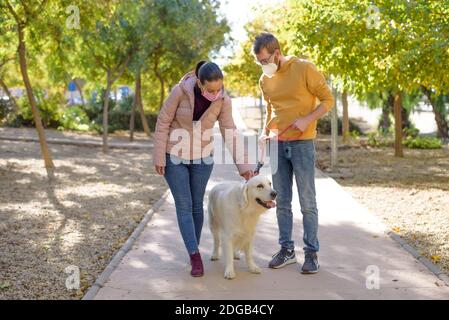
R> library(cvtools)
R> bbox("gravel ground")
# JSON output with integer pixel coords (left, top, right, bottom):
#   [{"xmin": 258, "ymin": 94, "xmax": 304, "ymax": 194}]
[
  {"xmin": 315, "ymin": 134, "xmax": 449, "ymax": 276},
  {"xmin": 0, "ymin": 132, "xmax": 166, "ymax": 299}
]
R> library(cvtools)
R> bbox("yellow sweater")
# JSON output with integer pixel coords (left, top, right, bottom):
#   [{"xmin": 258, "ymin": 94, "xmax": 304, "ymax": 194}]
[{"xmin": 259, "ymin": 56, "xmax": 335, "ymax": 140}]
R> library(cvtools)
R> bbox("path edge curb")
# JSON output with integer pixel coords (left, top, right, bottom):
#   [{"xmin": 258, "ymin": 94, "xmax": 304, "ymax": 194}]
[
  {"xmin": 387, "ymin": 231, "xmax": 449, "ymax": 286},
  {"xmin": 319, "ymin": 168, "xmax": 449, "ymax": 287},
  {"xmin": 81, "ymin": 189, "xmax": 170, "ymax": 300},
  {"xmin": 0, "ymin": 135, "xmax": 152, "ymax": 150}
]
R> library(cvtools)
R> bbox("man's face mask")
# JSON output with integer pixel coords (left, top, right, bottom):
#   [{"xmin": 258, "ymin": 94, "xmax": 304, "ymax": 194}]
[{"xmin": 258, "ymin": 52, "xmax": 278, "ymax": 78}]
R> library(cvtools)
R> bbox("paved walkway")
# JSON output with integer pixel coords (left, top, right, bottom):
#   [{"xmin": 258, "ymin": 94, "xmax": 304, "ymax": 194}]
[{"xmin": 91, "ymin": 103, "xmax": 449, "ymax": 300}]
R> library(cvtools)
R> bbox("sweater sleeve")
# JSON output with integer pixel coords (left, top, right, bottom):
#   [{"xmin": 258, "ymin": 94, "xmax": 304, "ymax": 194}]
[
  {"xmin": 152, "ymin": 85, "xmax": 182, "ymax": 167},
  {"xmin": 305, "ymin": 62, "xmax": 335, "ymax": 112},
  {"xmin": 218, "ymin": 97, "xmax": 252, "ymax": 175},
  {"xmin": 259, "ymin": 78, "xmax": 272, "ymax": 135}
]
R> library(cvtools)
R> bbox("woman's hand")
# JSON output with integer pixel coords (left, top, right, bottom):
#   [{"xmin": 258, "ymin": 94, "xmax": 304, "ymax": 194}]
[
  {"xmin": 240, "ymin": 170, "xmax": 255, "ymax": 181},
  {"xmin": 155, "ymin": 165, "xmax": 165, "ymax": 175},
  {"xmin": 258, "ymin": 133, "xmax": 270, "ymax": 143}
]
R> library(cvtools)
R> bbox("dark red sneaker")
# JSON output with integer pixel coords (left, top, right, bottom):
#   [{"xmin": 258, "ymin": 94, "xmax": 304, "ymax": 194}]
[{"xmin": 189, "ymin": 252, "xmax": 204, "ymax": 277}]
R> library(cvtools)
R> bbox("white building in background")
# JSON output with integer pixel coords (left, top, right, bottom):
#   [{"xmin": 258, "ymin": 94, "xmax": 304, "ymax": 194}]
[
  {"xmin": 1, "ymin": 83, "xmax": 132, "ymax": 106},
  {"xmin": 66, "ymin": 79, "xmax": 132, "ymax": 106},
  {"xmin": 0, "ymin": 87, "xmax": 24, "ymax": 99}
]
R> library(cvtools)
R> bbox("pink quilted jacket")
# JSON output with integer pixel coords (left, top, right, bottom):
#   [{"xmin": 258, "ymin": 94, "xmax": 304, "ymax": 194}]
[{"xmin": 152, "ymin": 71, "xmax": 252, "ymax": 175}]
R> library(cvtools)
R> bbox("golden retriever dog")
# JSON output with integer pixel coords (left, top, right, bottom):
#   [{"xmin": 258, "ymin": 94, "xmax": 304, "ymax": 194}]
[{"xmin": 208, "ymin": 175, "xmax": 277, "ymax": 279}]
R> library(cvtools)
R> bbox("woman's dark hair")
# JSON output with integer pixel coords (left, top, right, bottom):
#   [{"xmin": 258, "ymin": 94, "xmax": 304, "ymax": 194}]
[{"xmin": 194, "ymin": 60, "xmax": 223, "ymax": 84}]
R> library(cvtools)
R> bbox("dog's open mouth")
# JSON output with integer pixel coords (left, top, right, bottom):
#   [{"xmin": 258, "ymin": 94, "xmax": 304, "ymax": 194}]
[{"xmin": 256, "ymin": 198, "xmax": 276, "ymax": 209}]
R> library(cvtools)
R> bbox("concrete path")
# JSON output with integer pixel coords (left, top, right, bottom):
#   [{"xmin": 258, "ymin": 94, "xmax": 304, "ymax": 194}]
[{"xmin": 92, "ymin": 105, "xmax": 449, "ymax": 299}]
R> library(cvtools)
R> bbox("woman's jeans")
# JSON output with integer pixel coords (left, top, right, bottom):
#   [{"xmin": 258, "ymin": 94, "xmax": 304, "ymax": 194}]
[
  {"xmin": 270, "ymin": 139, "xmax": 319, "ymax": 254},
  {"xmin": 164, "ymin": 153, "xmax": 214, "ymax": 255}
]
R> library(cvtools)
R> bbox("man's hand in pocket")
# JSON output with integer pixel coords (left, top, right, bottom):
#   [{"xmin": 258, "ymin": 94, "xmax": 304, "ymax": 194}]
[{"xmin": 293, "ymin": 117, "xmax": 310, "ymax": 132}]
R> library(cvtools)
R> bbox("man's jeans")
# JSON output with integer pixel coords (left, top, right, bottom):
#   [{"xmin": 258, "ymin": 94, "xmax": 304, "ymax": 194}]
[
  {"xmin": 164, "ymin": 153, "xmax": 214, "ymax": 254},
  {"xmin": 270, "ymin": 139, "xmax": 319, "ymax": 253}
]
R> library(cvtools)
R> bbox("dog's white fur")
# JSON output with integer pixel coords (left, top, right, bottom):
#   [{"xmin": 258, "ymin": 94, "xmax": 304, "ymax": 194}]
[{"xmin": 208, "ymin": 175, "xmax": 277, "ymax": 279}]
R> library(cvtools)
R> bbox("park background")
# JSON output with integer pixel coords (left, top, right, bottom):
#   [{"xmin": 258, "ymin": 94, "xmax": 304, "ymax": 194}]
[{"xmin": 0, "ymin": 0, "xmax": 448, "ymax": 299}]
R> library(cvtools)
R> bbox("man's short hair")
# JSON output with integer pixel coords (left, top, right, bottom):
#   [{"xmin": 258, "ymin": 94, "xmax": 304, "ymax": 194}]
[{"xmin": 253, "ymin": 32, "xmax": 281, "ymax": 55}]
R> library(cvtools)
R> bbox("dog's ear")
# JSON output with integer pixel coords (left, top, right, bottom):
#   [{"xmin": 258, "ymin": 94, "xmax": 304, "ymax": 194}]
[{"xmin": 239, "ymin": 182, "xmax": 249, "ymax": 210}]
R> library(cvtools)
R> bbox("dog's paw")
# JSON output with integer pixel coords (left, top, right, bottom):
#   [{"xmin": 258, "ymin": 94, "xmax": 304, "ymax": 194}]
[
  {"xmin": 248, "ymin": 265, "xmax": 262, "ymax": 274},
  {"xmin": 224, "ymin": 269, "xmax": 236, "ymax": 280}
]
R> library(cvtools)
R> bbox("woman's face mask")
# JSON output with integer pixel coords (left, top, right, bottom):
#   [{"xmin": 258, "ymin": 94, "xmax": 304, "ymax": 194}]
[
  {"xmin": 202, "ymin": 89, "xmax": 222, "ymax": 102},
  {"xmin": 199, "ymin": 80, "xmax": 223, "ymax": 102}
]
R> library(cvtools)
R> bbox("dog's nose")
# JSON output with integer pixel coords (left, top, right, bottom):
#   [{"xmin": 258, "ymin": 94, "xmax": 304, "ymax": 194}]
[{"xmin": 270, "ymin": 191, "xmax": 278, "ymax": 199}]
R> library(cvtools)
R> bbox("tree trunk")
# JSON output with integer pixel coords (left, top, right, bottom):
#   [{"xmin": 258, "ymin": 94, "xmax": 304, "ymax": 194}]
[
  {"xmin": 331, "ymin": 86, "xmax": 338, "ymax": 168},
  {"xmin": 74, "ymin": 79, "xmax": 85, "ymax": 107},
  {"xmin": 389, "ymin": 92, "xmax": 411, "ymax": 130},
  {"xmin": 129, "ymin": 71, "xmax": 141, "ymax": 141},
  {"xmin": 401, "ymin": 104, "xmax": 412, "ymax": 130},
  {"xmin": 341, "ymin": 91, "xmax": 349, "ymax": 141},
  {"xmin": 152, "ymin": 55, "xmax": 165, "ymax": 111},
  {"xmin": 393, "ymin": 92, "xmax": 404, "ymax": 157},
  {"xmin": 102, "ymin": 73, "xmax": 112, "ymax": 153},
  {"xmin": 158, "ymin": 77, "xmax": 165, "ymax": 110},
  {"xmin": 379, "ymin": 93, "xmax": 393, "ymax": 133},
  {"xmin": 135, "ymin": 71, "xmax": 151, "ymax": 137},
  {"xmin": 0, "ymin": 77, "xmax": 18, "ymax": 112},
  {"xmin": 17, "ymin": 25, "xmax": 55, "ymax": 174},
  {"xmin": 432, "ymin": 97, "xmax": 449, "ymax": 139},
  {"xmin": 421, "ymin": 86, "xmax": 449, "ymax": 139}
]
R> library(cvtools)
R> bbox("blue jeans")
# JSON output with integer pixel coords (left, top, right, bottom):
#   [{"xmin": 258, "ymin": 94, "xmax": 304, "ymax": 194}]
[
  {"xmin": 164, "ymin": 153, "xmax": 214, "ymax": 254},
  {"xmin": 270, "ymin": 139, "xmax": 319, "ymax": 254}
]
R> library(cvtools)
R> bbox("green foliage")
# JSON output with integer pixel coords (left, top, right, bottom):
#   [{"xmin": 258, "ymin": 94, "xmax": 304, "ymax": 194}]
[
  {"xmin": 10, "ymin": 90, "xmax": 64, "ymax": 127},
  {"xmin": 403, "ymin": 127, "xmax": 420, "ymax": 139},
  {"xmin": 402, "ymin": 136, "xmax": 442, "ymax": 149},
  {"xmin": 83, "ymin": 90, "xmax": 157, "ymax": 134},
  {"xmin": 367, "ymin": 126, "xmax": 441, "ymax": 149},
  {"xmin": 367, "ymin": 132, "xmax": 394, "ymax": 147},
  {"xmin": 58, "ymin": 106, "xmax": 90, "ymax": 131},
  {"xmin": 0, "ymin": 97, "xmax": 15, "ymax": 125},
  {"xmin": 1, "ymin": 0, "xmax": 229, "ymax": 135},
  {"xmin": 347, "ymin": 130, "xmax": 361, "ymax": 138},
  {"xmin": 283, "ymin": 0, "xmax": 449, "ymax": 96},
  {"xmin": 223, "ymin": 6, "xmax": 282, "ymax": 97}
]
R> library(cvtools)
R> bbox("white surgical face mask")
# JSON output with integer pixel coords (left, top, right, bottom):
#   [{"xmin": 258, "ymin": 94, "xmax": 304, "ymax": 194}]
[{"xmin": 262, "ymin": 63, "xmax": 278, "ymax": 78}]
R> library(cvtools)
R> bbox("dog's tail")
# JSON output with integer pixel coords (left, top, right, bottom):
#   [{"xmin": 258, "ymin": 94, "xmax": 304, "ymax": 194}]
[{"xmin": 208, "ymin": 187, "xmax": 219, "ymax": 233}]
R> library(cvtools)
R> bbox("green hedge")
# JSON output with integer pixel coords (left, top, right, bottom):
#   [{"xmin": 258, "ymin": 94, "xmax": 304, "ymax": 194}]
[
  {"xmin": 3, "ymin": 91, "xmax": 158, "ymax": 134},
  {"xmin": 316, "ymin": 114, "xmax": 363, "ymax": 136}
]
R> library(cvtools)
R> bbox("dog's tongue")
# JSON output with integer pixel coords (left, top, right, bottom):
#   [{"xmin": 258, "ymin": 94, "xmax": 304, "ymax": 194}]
[{"xmin": 266, "ymin": 200, "xmax": 276, "ymax": 208}]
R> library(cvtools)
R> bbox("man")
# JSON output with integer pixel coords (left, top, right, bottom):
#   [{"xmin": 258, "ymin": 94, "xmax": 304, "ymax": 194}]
[{"xmin": 253, "ymin": 32, "xmax": 334, "ymax": 274}]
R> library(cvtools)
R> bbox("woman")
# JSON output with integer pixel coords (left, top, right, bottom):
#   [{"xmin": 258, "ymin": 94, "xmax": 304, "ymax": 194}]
[{"xmin": 153, "ymin": 61, "xmax": 253, "ymax": 277}]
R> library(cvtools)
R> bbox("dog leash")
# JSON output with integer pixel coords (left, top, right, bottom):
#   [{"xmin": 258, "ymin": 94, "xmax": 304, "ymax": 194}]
[{"xmin": 253, "ymin": 121, "xmax": 303, "ymax": 174}]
